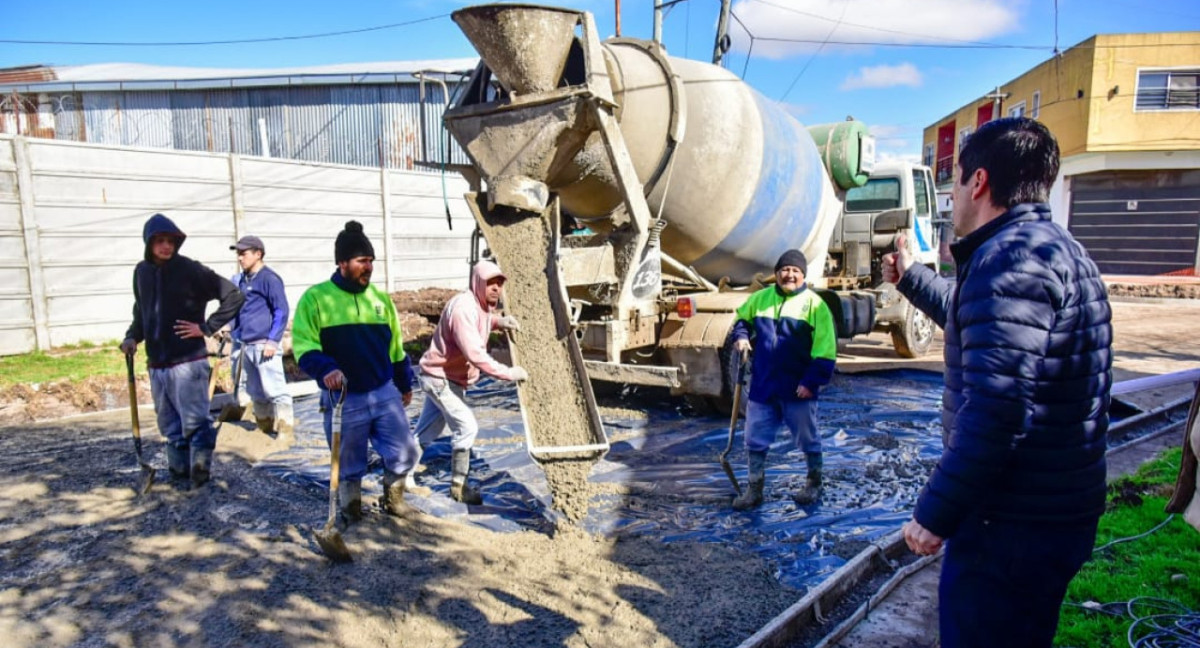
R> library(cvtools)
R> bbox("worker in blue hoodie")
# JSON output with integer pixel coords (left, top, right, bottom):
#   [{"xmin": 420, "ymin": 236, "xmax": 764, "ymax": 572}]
[{"xmin": 120, "ymin": 214, "xmax": 244, "ymax": 488}]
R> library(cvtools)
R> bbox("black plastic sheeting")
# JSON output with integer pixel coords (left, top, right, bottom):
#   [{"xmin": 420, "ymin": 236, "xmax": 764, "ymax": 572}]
[{"xmin": 257, "ymin": 369, "xmax": 948, "ymax": 590}]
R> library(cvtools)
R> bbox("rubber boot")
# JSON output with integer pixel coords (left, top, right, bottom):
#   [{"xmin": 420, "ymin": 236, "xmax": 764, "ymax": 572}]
[
  {"xmin": 337, "ymin": 480, "xmax": 363, "ymax": 528},
  {"xmin": 166, "ymin": 444, "xmax": 190, "ymax": 480},
  {"xmin": 732, "ymin": 451, "xmax": 767, "ymax": 510},
  {"xmin": 255, "ymin": 416, "xmax": 276, "ymax": 435},
  {"xmin": 380, "ymin": 470, "xmax": 411, "ymax": 517},
  {"xmin": 450, "ymin": 448, "xmax": 483, "ymax": 505},
  {"xmin": 793, "ymin": 452, "xmax": 824, "ymax": 506},
  {"xmin": 403, "ymin": 446, "xmax": 433, "ymax": 496},
  {"xmin": 190, "ymin": 446, "xmax": 213, "ymax": 488}
]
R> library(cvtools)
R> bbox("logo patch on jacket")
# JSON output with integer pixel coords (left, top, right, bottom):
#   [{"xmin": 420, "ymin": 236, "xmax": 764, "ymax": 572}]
[{"xmin": 375, "ymin": 304, "xmax": 384, "ymax": 319}]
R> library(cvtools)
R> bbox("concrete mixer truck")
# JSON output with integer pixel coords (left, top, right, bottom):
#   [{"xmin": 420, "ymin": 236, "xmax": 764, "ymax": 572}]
[{"xmin": 441, "ymin": 3, "xmax": 940, "ymax": 420}]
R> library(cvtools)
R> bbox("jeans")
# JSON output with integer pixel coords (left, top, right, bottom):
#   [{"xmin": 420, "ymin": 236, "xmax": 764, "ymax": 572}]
[
  {"xmin": 938, "ymin": 515, "xmax": 1098, "ymax": 648},
  {"xmin": 413, "ymin": 374, "xmax": 479, "ymax": 451},
  {"xmin": 322, "ymin": 382, "xmax": 418, "ymax": 482},
  {"xmin": 238, "ymin": 342, "xmax": 293, "ymax": 422},
  {"xmin": 743, "ymin": 397, "xmax": 820, "ymax": 454},
  {"xmin": 149, "ymin": 358, "xmax": 217, "ymax": 450}
]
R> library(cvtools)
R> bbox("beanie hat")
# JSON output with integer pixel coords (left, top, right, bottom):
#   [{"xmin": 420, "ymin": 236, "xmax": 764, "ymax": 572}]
[
  {"xmin": 774, "ymin": 249, "xmax": 808, "ymax": 276},
  {"xmin": 335, "ymin": 221, "xmax": 375, "ymax": 263}
]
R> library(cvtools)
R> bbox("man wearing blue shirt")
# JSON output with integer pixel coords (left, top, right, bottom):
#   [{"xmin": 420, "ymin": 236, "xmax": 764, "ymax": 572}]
[{"xmin": 230, "ymin": 235, "xmax": 293, "ymax": 436}]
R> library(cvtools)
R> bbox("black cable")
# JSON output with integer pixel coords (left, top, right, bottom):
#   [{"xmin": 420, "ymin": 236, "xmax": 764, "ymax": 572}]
[{"xmin": 0, "ymin": 14, "xmax": 450, "ymax": 47}]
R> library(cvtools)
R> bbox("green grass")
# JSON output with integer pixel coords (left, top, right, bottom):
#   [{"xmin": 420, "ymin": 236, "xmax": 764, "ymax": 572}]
[
  {"xmin": 0, "ymin": 343, "xmax": 130, "ymax": 388},
  {"xmin": 1056, "ymin": 447, "xmax": 1200, "ymax": 647}
]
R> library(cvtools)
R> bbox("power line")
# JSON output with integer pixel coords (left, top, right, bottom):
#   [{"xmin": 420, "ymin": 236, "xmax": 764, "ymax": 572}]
[
  {"xmin": 777, "ymin": 0, "xmax": 849, "ymax": 103},
  {"xmin": 747, "ymin": 0, "xmax": 1021, "ymax": 48},
  {"xmin": 0, "ymin": 15, "xmax": 450, "ymax": 47}
]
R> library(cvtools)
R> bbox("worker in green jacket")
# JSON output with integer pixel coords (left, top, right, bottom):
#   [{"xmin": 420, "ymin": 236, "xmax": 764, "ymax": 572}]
[
  {"xmin": 292, "ymin": 221, "xmax": 418, "ymax": 526},
  {"xmin": 730, "ymin": 249, "xmax": 837, "ymax": 510}
]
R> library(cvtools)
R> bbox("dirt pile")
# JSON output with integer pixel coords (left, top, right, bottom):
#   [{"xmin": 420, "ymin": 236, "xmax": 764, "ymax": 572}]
[
  {"xmin": 1107, "ymin": 281, "xmax": 1200, "ymax": 300},
  {"xmin": 0, "ymin": 375, "xmax": 148, "ymax": 424}
]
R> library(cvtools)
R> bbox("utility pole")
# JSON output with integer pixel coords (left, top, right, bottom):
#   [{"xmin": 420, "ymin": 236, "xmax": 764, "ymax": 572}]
[
  {"xmin": 653, "ymin": 0, "xmax": 663, "ymax": 44},
  {"xmin": 712, "ymin": 0, "xmax": 732, "ymax": 65}
]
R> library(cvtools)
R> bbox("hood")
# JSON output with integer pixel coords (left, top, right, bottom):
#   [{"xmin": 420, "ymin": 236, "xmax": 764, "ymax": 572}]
[
  {"xmin": 470, "ymin": 260, "xmax": 506, "ymax": 311},
  {"xmin": 142, "ymin": 213, "xmax": 186, "ymax": 262}
]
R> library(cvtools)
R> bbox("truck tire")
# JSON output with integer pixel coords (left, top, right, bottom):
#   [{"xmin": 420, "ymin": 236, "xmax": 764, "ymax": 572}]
[
  {"xmin": 891, "ymin": 301, "xmax": 935, "ymax": 358},
  {"xmin": 711, "ymin": 330, "xmax": 750, "ymax": 417}
]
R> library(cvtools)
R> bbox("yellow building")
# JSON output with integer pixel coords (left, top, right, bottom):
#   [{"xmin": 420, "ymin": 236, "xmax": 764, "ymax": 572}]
[{"xmin": 923, "ymin": 32, "xmax": 1200, "ymax": 276}]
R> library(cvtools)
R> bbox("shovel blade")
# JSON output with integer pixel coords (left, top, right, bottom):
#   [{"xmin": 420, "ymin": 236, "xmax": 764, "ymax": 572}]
[
  {"xmin": 137, "ymin": 464, "xmax": 156, "ymax": 495},
  {"xmin": 719, "ymin": 458, "xmax": 742, "ymax": 496},
  {"xmin": 315, "ymin": 524, "xmax": 353, "ymax": 563},
  {"xmin": 217, "ymin": 403, "xmax": 246, "ymax": 423}
]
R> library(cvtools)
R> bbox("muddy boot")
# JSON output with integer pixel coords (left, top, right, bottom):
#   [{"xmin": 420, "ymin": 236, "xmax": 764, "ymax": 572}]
[
  {"xmin": 190, "ymin": 447, "xmax": 213, "ymax": 488},
  {"xmin": 337, "ymin": 481, "xmax": 363, "ymax": 528},
  {"xmin": 380, "ymin": 471, "xmax": 412, "ymax": 517},
  {"xmin": 273, "ymin": 417, "xmax": 293, "ymax": 439},
  {"xmin": 793, "ymin": 452, "xmax": 824, "ymax": 506},
  {"xmin": 732, "ymin": 451, "xmax": 767, "ymax": 510},
  {"xmin": 450, "ymin": 448, "xmax": 483, "ymax": 505},
  {"xmin": 166, "ymin": 444, "xmax": 190, "ymax": 480},
  {"xmin": 255, "ymin": 416, "xmax": 276, "ymax": 435}
]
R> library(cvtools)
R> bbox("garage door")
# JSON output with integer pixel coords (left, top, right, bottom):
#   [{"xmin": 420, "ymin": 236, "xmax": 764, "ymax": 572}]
[{"xmin": 1069, "ymin": 169, "xmax": 1200, "ymax": 275}]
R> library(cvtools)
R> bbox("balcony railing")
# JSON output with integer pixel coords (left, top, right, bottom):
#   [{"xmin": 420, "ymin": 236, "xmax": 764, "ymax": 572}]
[{"xmin": 935, "ymin": 155, "xmax": 954, "ymax": 184}]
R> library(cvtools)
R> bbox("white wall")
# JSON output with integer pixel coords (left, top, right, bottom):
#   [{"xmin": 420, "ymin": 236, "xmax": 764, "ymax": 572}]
[{"xmin": 0, "ymin": 135, "xmax": 475, "ymax": 355}]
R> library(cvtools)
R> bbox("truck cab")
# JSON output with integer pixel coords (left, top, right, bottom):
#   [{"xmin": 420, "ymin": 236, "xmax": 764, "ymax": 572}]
[{"xmin": 824, "ymin": 161, "xmax": 942, "ymax": 357}]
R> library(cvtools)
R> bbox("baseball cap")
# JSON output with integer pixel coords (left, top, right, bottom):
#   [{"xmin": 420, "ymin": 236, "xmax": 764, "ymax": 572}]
[{"xmin": 231, "ymin": 235, "xmax": 265, "ymax": 253}]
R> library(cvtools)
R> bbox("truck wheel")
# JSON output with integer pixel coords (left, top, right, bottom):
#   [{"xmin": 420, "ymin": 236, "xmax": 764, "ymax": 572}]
[{"xmin": 891, "ymin": 302, "xmax": 934, "ymax": 358}]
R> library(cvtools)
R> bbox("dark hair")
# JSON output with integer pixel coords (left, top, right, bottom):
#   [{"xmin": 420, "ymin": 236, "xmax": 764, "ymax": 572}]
[{"xmin": 958, "ymin": 117, "xmax": 1059, "ymax": 209}]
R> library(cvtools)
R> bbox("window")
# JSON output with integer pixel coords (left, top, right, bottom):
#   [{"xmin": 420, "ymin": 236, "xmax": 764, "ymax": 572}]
[
  {"xmin": 1136, "ymin": 69, "xmax": 1200, "ymax": 111},
  {"xmin": 1032, "ymin": 91, "xmax": 1041, "ymax": 118},
  {"xmin": 923, "ymin": 143, "xmax": 934, "ymax": 167},
  {"xmin": 958, "ymin": 127, "xmax": 972, "ymax": 152},
  {"xmin": 845, "ymin": 177, "xmax": 902, "ymax": 213},
  {"xmin": 912, "ymin": 170, "xmax": 931, "ymax": 219},
  {"xmin": 1007, "ymin": 101, "xmax": 1026, "ymax": 118}
]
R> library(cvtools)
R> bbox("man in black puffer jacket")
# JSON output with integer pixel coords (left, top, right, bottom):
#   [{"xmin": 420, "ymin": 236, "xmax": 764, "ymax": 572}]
[
  {"xmin": 882, "ymin": 117, "xmax": 1112, "ymax": 648},
  {"xmin": 120, "ymin": 214, "xmax": 244, "ymax": 487}
]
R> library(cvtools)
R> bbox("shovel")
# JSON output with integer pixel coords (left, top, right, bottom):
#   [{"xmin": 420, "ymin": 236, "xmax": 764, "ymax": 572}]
[
  {"xmin": 719, "ymin": 349, "xmax": 749, "ymax": 495},
  {"xmin": 315, "ymin": 385, "xmax": 352, "ymax": 563},
  {"xmin": 217, "ymin": 344, "xmax": 247, "ymax": 423},
  {"xmin": 207, "ymin": 337, "xmax": 228, "ymax": 401},
  {"xmin": 124, "ymin": 353, "xmax": 156, "ymax": 495}
]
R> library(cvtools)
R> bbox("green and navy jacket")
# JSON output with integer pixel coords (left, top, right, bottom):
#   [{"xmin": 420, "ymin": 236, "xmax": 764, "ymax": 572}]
[
  {"xmin": 293, "ymin": 271, "xmax": 414, "ymax": 394},
  {"xmin": 731, "ymin": 284, "xmax": 837, "ymax": 402}
]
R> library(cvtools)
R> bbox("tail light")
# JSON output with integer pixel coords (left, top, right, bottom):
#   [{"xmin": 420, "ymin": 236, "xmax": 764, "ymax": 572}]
[{"xmin": 676, "ymin": 296, "xmax": 694, "ymax": 318}]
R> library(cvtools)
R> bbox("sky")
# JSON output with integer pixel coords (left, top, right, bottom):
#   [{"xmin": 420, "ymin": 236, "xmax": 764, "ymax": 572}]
[{"xmin": 4, "ymin": 0, "xmax": 1199, "ymax": 164}]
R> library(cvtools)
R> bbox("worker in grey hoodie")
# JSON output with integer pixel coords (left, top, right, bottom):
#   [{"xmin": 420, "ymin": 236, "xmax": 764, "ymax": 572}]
[{"xmin": 120, "ymin": 214, "xmax": 244, "ymax": 487}]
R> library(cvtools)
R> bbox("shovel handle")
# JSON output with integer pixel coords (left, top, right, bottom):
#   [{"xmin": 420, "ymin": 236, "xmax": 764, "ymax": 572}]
[
  {"xmin": 326, "ymin": 385, "xmax": 347, "ymax": 523},
  {"xmin": 124, "ymin": 354, "xmax": 143, "ymax": 449}
]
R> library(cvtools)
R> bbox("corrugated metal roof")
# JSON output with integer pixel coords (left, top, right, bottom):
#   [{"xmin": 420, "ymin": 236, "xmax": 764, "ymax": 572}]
[
  {"xmin": 0, "ymin": 65, "xmax": 56, "ymax": 84},
  {"xmin": 0, "ymin": 60, "xmax": 477, "ymax": 92}
]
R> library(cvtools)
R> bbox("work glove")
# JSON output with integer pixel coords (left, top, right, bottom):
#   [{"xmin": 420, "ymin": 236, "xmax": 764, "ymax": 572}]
[
  {"xmin": 733, "ymin": 338, "xmax": 752, "ymax": 353},
  {"xmin": 509, "ymin": 366, "xmax": 529, "ymax": 382},
  {"xmin": 497, "ymin": 315, "xmax": 521, "ymax": 331}
]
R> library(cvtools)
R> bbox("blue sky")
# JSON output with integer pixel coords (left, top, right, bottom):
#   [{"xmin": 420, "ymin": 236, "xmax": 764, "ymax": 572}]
[{"xmin": 4, "ymin": 0, "xmax": 1198, "ymax": 163}]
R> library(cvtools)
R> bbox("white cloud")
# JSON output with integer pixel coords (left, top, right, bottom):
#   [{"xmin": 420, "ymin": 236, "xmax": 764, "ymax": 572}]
[
  {"xmin": 728, "ymin": 0, "xmax": 1022, "ymax": 59},
  {"xmin": 876, "ymin": 150, "xmax": 922, "ymax": 167},
  {"xmin": 841, "ymin": 63, "xmax": 922, "ymax": 90}
]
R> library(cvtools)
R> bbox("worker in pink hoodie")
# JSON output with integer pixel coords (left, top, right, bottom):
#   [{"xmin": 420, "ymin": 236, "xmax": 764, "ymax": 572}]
[{"xmin": 413, "ymin": 260, "xmax": 527, "ymax": 504}]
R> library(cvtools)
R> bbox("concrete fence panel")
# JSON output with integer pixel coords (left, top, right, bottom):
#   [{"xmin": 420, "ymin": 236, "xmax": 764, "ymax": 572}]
[{"xmin": 0, "ymin": 134, "xmax": 475, "ymax": 355}]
